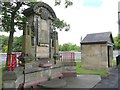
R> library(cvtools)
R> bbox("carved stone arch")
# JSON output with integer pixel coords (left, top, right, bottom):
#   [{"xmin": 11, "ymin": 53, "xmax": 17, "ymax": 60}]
[
  {"xmin": 23, "ymin": 2, "xmax": 57, "ymax": 20},
  {"xmin": 33, "ymin": 2, "xmax": 57, "ymax": 19}
]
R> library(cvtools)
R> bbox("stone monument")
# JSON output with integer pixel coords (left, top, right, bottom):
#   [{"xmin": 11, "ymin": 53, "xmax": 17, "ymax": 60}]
[
  {"xmin": 3, "ymin": 2, "xmax": 77, "ymax": 89},
  {"xmin": 3, "ymin": 2, "xmax": 63, "ymax": 89}
]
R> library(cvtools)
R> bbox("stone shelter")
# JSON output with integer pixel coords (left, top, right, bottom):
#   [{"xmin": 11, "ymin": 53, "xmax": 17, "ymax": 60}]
[{"xmin": 81, "ymin": 32, "xmax": 114, "ymax": 71}]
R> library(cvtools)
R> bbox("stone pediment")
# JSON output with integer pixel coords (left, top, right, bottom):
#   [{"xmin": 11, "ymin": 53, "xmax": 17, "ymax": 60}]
[
  {"xmin": 23, "ymin": 2, "xmax": 57, "ymax": 20},
  {"xmin": 33, "ymin": 2, "xmax": 56, "ymax": 19}
]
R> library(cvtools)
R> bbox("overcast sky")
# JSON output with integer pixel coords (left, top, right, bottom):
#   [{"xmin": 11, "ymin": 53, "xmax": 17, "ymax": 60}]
[{"xmin": 1, "ymin": 0, "xmax": 120, "ymax": 46}]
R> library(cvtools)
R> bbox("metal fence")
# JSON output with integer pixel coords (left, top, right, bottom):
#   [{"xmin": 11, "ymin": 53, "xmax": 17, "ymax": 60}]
[
  {"xmin": 0, "ymin": 52, "xmax": 21, "ymax": 70},
  {"xmin": 59, "ymin": 52, "xmax": 81, "ymax": 62}
]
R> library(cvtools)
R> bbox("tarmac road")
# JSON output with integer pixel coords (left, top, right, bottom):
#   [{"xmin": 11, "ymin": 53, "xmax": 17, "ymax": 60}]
[{"xmin": 92, "ymin": 64, "xmax": 120, "ymax": 89}]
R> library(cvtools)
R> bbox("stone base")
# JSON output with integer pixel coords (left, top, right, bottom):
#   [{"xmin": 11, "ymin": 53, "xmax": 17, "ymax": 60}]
[
  {"xmin": 62, "ymin": 72, "xmax": 77, "ymax": 78},
  {"xmin": 3, "ymin": 66, "xmax": 24, "ymax": 88},
  {"xmin": 3, "ymin": 61, "xmax": 64, "ymax": 88},
  {"xmin": 24, "ymin": 77, "xmax": 48, "ymax": 88},
  {"xmin": 38, "ymin": 78, "xmax": 67, "ymax": 88}
]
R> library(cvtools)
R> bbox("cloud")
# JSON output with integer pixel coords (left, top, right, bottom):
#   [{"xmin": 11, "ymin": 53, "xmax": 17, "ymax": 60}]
[
  {"xmin": 1, "ymin": 0, "xmax": 118, "ymax": 46},
  {"xmin": 82, "ymin": 0, "xmax": 103, "ymax": 8}
]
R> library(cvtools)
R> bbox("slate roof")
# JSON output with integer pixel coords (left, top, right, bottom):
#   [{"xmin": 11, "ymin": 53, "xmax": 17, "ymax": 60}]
[{"xmin": 81, "ymin": 32, "xmax": 114, "ymax": 44}]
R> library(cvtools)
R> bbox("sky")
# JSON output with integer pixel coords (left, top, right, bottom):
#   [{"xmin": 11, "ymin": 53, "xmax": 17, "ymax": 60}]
[{"xmin": 1, "ymin": 0, "xmax": 120, "ymax": 46}]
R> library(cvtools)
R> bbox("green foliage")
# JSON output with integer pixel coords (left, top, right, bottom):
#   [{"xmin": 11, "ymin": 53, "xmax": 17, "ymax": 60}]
[
  {"xmin": 59, "ymin": 43, "xmax": 80, "ymax": 51},
  {"xmin": 55, "ymin": 0, "xmax": 73, "ymax": 8},
  {"xmin": 12, "ymin": 36, "xmax": 22, "ymax": 52},
  {"xmin": 1, "ymin": 2, "xmax": 24, "ymax": 32},
  {"xmin": 52, "ymin": 18, "xmax": 70, "ymax": 31},
  {"xmin": 2, "ymin": 45, "xmax": 8, "ymax": 52},
  {"xmin": 1, "ymin": 35, "xmax": 22, "ymax": 52},
  {"xmin": 1, "ymin": 35, "xmax": 8, "ymax": 52},
  {"xmin": 64, "ymin": 0, "xmax": 73, "ymax": 8},
  {"xmin": 112, "ymin": 57, "xmax": 116, "ymax": 66},
  {"xmin": 0, "ymin": 68, "xmax": 2, "ymax": 89},
  {"xmin": 114, "ymin": 35, "xmax": 120, "ymax": 50},
  {"xmin": 1, "ymin": 1, "xmax": 72, "ymax": 68}
]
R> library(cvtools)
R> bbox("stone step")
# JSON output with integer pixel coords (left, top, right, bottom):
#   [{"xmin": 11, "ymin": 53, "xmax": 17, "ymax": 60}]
[
  {"xmin": 38, "ymin": 78, "xmax": 67, "ymax": 88},
  {"xmin": 24, "ymin": 77, "xmax": 48, "ymax": 88}
]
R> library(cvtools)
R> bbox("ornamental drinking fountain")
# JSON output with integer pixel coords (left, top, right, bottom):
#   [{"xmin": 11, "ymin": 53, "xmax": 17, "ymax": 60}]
[{"xmin": 3, "ymin": 2, "xmax": 76, "ymax": 89}]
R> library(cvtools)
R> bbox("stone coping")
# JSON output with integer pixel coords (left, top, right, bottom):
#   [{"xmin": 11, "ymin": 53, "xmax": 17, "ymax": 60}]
[
  {"xmin": 63, "ymin": 66, "xmax": 76, "ymax": 71},
  {"xmin": 3, "ymin": 63, "xmax": 74, "ymax": 81},
  {"xmin": 25, "ymin": 68, "xmax": 42, "ymax": 74},
  {"xmin": 39, "ymin": 63, "xmax": 52, "ymax": 68},
  {"xmin": 62, "ymin": 62, "xmax": 76, "ymax": 66},
  {"xmin": 25, "ymin": 64, "xmax": 63, "ymax": 74}
]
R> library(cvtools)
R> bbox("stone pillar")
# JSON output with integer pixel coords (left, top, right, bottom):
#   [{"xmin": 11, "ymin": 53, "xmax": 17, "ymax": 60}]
[
  {"xmin": 49, "ymin": 20, "xmax": 53, "ymax": 60},
  {"xmin": 118, "ymin": 1, "xmax": 120, "ymax": 55},
  {"xmin": 54, "ymin": 31, "xmax": 59, "ymax": 54},
  {"xmin": 22, "ymin": 16, "xmax": 33, "ymax": 56}
]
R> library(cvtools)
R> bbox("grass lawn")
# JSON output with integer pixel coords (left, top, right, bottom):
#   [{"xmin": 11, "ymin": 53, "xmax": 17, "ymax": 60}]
[
  {"xmin": 112, "ymin": 57, "xmax": 116, "ymax": 66},
  {"xmin": 76, "ymin": 62, "xmax": 110, "ymax": 75},
  {"xmin": 0, "ymin": 68, "xmax": 2, "ymax": 89}
]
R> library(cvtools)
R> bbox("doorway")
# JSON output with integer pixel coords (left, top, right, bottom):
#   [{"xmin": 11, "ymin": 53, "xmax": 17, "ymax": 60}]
[{"xmin": 107, "ymin": 46, "xmax": 110, "ymax": 67}]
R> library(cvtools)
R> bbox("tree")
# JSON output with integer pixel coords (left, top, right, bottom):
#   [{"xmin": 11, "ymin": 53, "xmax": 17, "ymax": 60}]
[
  {"xmin": 1, "ymin": 2, "xmax": 24, "ymax": 68},
  {"xmin": 12, "ymin": 36, "xmax": 22, "ymax": 52},
  {"xmin": 114, "ymin": 36, "xmax": 120, "ymax": 50},
  {"xmin": 1, "ymin": 1, "xmax": 72, "ymax": 68},
  {"xmin": 55, "ymin": 0, "xmax": 73, "ymax": 8},
  {"xmin": 59, "ymin": 43, "xmax": 80, "ymax": 51},
  {"xmin": 1, "ymin": 35, "xmax": 8, "ymax": 52},
  {"xmin": 1, "ymin": 35, "xmax": 22, "ymax": 53}
]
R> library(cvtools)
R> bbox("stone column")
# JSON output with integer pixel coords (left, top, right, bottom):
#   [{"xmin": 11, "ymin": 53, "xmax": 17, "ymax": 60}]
[
  {"xmin": 22, "ymin": 16, "xmax": 32, "ymax": 56},
  {"xmin": 118, "ymin": 1, "xmax": 120, "ymax": 55}
]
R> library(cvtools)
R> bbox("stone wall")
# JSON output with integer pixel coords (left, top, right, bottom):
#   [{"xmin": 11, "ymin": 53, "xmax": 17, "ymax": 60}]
[
  {"xmin": 81, "ymin": 44, "xmax": 110, "ymax": 70},
  {"xmin": 36, "ymin": 46, "xmax": 49, "ymax": 58},
  {"xmin": 3, "ymin": 65, "xmax": 63, "ymax": 88}
]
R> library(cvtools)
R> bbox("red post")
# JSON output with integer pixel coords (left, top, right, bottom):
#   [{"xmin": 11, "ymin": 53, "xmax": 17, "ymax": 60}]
[
  {"xmin": 7, "ymin": 54, "xmax": 11, "ymax": 71},
  {"xmin": 11, "ymin": 54, "xmax": 17, "ymax": 71}
]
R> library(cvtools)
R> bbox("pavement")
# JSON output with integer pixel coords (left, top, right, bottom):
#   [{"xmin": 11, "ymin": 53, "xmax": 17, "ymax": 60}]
[
  {"xmin": 37, "ymin": 75, "xmax": 101, "ymax": 89},
  {"xmin": 35, "ymin": 65, "xmax": 120, "ymax": 89},
  {"xmin": 92, "ymin": 65, "xmax": 120, "ymax": 89},
  {"xmin": 2, "ymin": 64, "xmax": 119, "ymax": 89},
  {"xmin": 64, "ymin": 75, "xmax": 101, "ymax": 88}
]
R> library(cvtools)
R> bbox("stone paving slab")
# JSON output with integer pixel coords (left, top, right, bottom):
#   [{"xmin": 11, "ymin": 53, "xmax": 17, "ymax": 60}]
[
  {"xmin": 64, "ymin": 75, "xmax": 101, "ymax": 88},
  {"xmin": 39, "ymin": 78, "xmax": 67, "ymax": 88},
  {"xmin": 37, "ymin": 75, "xmax": 101, "ymax": 89}
]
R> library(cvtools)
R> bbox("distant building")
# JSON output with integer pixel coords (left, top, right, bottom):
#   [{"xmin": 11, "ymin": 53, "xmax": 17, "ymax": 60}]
[{"xmin": 81, "ymin": 32, "xmax": 114, "ymax": 71}]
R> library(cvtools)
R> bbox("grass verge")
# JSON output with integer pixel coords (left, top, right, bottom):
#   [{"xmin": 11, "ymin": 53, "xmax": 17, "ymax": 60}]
[
  {"xmin": 76, "ymin": 62, "xmax": 110, "ymax": 75},
  {"xmin": 0, "ymin": 68, "xmax": 2, "ymax": 89},
  {"xmin": 112, "ymin": 57, "xmax": 116, "ymax": 66}
]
